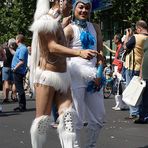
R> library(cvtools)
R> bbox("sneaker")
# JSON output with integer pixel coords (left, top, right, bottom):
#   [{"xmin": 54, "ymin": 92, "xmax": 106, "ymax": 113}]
[
  {"xmin": 125, "ymin": 115, "xmax": 139, "ymax": 120},
  {"xmin": 13, "ymin": 107, "xmax": 26, "ymax": 112},
  {"xmin": 2, "ymin": 99, "xmax": 10, "ymax": 104},
  {"xmin": 112, "ymin": 106, "xmax": 121, "ymax": 111},
  {"xmin": 50, "ymin": 122, "xmax": 58, "ymax": 129},
  {"xmin": 134, "ymin": 118, "xmax": 148, "ymax": 124}
]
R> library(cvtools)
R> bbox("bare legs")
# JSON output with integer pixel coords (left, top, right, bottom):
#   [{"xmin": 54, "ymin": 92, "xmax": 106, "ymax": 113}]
[{"xmin": 30, "ymin": 85, "xmax": 76, "ymax": 148}]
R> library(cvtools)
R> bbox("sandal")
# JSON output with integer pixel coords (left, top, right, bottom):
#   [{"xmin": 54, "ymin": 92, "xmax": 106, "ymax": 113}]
[{"xmin": 11, "ymin": 93, "xmax": 18, "ymax": 102}]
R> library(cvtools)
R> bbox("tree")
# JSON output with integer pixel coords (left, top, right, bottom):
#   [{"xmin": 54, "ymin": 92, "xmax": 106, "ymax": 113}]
[{"xmin": 0, "ymin": 0, "xmax": 36, "ymax": 44}]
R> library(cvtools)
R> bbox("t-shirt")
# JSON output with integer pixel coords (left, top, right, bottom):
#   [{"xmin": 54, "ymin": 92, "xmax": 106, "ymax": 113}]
[
  {"xmin": 11, "ymin": 43, "xmax": 28, "ymax": 75},
  {"xmin": 4, "ymin": 48, "xmax": 13, "ymax": 67}
]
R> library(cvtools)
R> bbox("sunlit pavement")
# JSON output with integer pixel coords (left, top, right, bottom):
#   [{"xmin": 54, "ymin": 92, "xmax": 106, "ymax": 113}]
[{"xmin": 0, "ymin": 93, "xmax": 148, "ymax": 148}]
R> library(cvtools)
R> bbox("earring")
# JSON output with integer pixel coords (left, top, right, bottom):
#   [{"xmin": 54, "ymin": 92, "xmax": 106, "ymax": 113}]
[{"xmin": 60, "ymin": 0, "xmax": 63, "ymax": 12}]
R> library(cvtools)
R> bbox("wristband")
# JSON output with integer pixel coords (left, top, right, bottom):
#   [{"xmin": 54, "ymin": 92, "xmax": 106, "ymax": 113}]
[
  {"xmin": 76, "ymin": 50, "xmax": 82, "ymax": 57},
  {"xmin": 96, "ymin": 64, "xmax": 103, "ymax": 78}
]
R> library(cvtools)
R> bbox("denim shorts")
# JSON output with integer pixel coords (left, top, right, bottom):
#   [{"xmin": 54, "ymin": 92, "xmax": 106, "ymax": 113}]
[{"xmin": 2, "ymin": 67, "xmax": 13, "ymax": 81}]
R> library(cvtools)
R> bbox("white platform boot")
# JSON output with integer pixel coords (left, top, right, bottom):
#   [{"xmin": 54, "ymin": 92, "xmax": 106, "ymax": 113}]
[
  {"xmin": 30, "ymin": 115, "xmax": 50, "ymax": 148},
  {"xmin": 57, "ymin": 108, "xmax": 77, "ymax": 148}
]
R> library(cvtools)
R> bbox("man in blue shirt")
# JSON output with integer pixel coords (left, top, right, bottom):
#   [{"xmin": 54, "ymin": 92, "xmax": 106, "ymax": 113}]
[{"xmin": 11, "ymin": 34, "xmax": 28, "ymax": 112}]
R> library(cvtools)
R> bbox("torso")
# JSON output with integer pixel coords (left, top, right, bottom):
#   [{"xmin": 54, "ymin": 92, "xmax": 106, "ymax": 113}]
[
  {"xmin": 38, "ymin": 24, "xmax": 67, "ymax": 73},
  {"xmin": 68, "ymin": 22, "xmax": 97, "ymax": 67}
]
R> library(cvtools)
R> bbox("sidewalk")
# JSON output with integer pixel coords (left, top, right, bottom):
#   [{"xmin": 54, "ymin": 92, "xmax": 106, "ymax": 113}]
[{"xmin": 0, "ymin": 93, "xmax": 148, "ymax": 148}]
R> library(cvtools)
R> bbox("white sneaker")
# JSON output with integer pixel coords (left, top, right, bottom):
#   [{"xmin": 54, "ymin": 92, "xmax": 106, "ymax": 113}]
[{"xmin": 112, "ymin": 106, "xmax": 121, "ymax": 111}]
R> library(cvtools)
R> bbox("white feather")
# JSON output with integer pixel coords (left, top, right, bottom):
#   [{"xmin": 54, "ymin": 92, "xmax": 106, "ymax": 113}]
[{"xmin": 34, "ymin": 0, "xmax": 50, "ymax": 21}]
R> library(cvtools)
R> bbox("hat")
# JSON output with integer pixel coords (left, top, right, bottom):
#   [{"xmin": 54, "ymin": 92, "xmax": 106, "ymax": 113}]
[{"xmin": 73, "ymin": 0, "xmax": 92, "ymax": 11}]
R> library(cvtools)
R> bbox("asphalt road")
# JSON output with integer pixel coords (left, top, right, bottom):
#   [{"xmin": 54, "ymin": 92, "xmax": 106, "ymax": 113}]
[{"xmin": 0, "ymin": 93, "xmax": 148, "ymax": 148}]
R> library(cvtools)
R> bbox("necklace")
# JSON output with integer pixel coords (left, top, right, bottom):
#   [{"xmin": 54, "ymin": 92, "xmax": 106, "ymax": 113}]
[
  {"xmin": 48, "ymin": 8, "xmax": 61, "ymax": 19},
  {"xmin": 74, "ymin": 19, "xmax": 87, "ymax": 28}
]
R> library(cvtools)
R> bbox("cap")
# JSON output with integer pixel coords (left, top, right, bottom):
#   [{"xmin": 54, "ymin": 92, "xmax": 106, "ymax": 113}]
[{"xmin": 73, "ymin": 0, "xmax": 92, "ymax": 11}]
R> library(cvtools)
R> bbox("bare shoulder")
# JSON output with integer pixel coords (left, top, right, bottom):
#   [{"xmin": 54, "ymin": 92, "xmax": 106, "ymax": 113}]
[
  {"xmin": 92, "ymin": 23, "xmax": 101, "ymax": 32},
  {"xmin": 64, "ymin": 24, "xmax": 74, "ymax": 40}
]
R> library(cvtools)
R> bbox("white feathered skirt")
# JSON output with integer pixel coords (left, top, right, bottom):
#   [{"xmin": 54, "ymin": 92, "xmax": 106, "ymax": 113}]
[{"xmin": 34, "ymin": 67, "xmax": 71, "ymax": 93}]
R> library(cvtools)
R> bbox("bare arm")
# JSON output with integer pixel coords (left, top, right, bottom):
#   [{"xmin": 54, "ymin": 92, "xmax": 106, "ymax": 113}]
[
  {"xmin": 123, "ymin": 28, "xmax": 133, "ymax": 49},
  {"xmin": 103, "ymin": 43, "xmax": 116, "ymax": 54},
  {"xmin": 13, "ymin": 60, "xmax": 24, "ymax": 72},
  {"xmin": 9, "ymin": 48, "xmax": 16, "ymax": 55},
  {"xmin": 46, "ymin": 31, "xmax": 98, "ymax": 59},
  {"xmin": 91, "ymin": 23, "xmax": 105, "ymax": 66}
]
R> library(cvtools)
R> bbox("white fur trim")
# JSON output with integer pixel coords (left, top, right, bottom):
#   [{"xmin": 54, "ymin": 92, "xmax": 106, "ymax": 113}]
[
  {"xmin": 29, "ymin": 14, "xmax": 59, "ymax": 91},
  {"xmin": 57, "ymin": 107, "xmax": 77, "ymax": 148},
  {"xmin": 30, "ymin": 15, "xmax": 59, "ymax": 33},
  {"xmin": 30, "ymin": 115, "xmax": 50, "ymax": 148},
  {"xmin": 34, "ymin": 0, "xmax": 50, "ymax": 21},
  {"xmin": 68, "ymin": 60, "xmax": 97, "ymax": 81},
  {"xmin": 34, "ymin": 67, "xmax": 71, "ymax": 93}
]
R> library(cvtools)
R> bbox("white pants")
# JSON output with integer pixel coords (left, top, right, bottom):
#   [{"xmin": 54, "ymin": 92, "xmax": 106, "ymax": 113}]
[{"xmin": 71, "ymin": 87, "xmax": 105, "ymax": 130}]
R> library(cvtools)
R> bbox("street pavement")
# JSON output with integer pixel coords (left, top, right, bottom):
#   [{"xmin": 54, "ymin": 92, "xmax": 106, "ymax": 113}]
[{"xmin": 0, "ymin": 93, "xmax": 148, "ymax": 148}]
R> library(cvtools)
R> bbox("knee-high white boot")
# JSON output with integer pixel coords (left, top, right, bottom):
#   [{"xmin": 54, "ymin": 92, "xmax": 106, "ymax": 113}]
[
  {"xmin": 57, "ymin": 107, "xmax": 77, "ymax": 148},
  {"xmin": 112, "ymin": 95, "xmax": 128, "ymax": 110},
  {"xmin": 30, "ymin": 115, "xmax": 50, "ymax": 148},
  {"xmin": 85, "ymin": 126, "xmax": 102, "ymax": 148},
  {"xmin": 112, "ymin": 95, "xmax": 123, "ymax": 110}
]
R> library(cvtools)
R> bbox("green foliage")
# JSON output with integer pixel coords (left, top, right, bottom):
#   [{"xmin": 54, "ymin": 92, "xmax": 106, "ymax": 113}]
[
  {"xmin": 93, "ymin": 0, "xmax": 148, "ymax": 24},
  {"xmin": 0, "ymin": 0, "xmax": 147, "ymax": 45},
  {"xmin": 0, "ymin": 0, "xmax": 36, "ymax": 44},
  {"xmin": 92, "ymin": 0, "xmax": 148, "ymax": 40}
]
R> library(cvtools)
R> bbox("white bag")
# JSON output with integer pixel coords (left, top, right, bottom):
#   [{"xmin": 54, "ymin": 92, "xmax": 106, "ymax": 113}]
[{"xmin": 122, "ymin": 76, "xmax": 146, "ymax": 106}]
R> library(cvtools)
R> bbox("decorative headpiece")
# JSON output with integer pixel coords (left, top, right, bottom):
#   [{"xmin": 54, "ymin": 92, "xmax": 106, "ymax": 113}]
[{"xmin": 72, "ymin": 0, "xmax": 92, "ymax": 12}]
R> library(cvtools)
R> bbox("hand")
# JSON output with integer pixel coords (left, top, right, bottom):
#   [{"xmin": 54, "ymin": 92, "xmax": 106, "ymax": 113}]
[
  {"xmin": 61, "ymin": 16, "xmax": 72, "ymax": 28},
  {"xmin": 94, "ymin": 77, "xmax": 101, "ymax": 86},
  {"xmin": 11, "ymin": 68, "xmax": 16, "ymax": 72},
  {"xmin": 79, "ymin": 50, "xmax": 98, "ymax": 60}
]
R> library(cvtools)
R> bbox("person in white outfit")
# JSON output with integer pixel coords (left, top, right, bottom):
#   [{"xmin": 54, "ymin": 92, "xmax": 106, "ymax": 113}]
[
  {"xmin": 103, "ymin": 34, "xmax": 128, "ymax": 110},
  {"xmin": 64, "ymin": 0, "xmax": 106, "ymax": 147},
  {"xmin": 29, "ymin": 0, "xmax": 98, "ymax": 148}
]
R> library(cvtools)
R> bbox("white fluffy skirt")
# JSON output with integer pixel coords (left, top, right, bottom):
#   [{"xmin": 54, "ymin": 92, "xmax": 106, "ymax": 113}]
[
  {"xmin": 67, "ymin": 60, "xmax": 97, "ymax": 82},
  {"xmin": 34, "ymin": 67, "xmax": 71, "ymax": 93}
]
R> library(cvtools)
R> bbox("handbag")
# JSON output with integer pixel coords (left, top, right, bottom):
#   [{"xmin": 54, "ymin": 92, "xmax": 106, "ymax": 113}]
[
  {"xmin": 112, "ymin": 59, "xmax": 123, "ymax": 73},
  {"xmin": 122, "ymin": 76, "xmax": 146, "ymax": 106}
]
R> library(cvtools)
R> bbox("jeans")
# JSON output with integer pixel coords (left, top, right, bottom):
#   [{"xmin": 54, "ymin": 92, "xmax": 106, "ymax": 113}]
[
  {"xmin": 139, "ymin": 80, "xmax": 148, "ymax": 119},
  {"xmin": 126, "ymin": 69, "xmax": 140, "ymax": 116},
  {"xmin": 13, "ymin": 72, "xmax": 26, "ymax": 109}
]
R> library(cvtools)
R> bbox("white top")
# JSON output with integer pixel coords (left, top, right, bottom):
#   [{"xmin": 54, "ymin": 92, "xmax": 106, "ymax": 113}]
[{"xmin": 67, "ymin": 22, "xmax": 98, "ymax": 88}]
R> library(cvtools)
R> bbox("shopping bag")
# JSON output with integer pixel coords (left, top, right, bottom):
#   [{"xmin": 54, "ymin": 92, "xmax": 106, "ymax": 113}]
[{"xmin": 122, "ymin": 76, "xmax": 146, "ymax": 106}]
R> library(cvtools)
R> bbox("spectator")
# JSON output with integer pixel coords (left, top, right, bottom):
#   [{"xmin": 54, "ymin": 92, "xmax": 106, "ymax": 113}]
[
  {"xmin": 134, "ymin": 34, "xmax": 148, "ymax": 124},
  {"xmin": 124, "ymin": 20, "xmax": 148, "ymax": 119},
  {"xmin": 11, "ymin": 34, "xmax": 28, "ymax": 112},
  {"xmin": 103, "ymin": 34, "xmax": 127, "ymax": 110},
  {"xmin": 0, "ymin": 44, "xmax": 6, "ymax": 112},
  {"xmin": 2, "ymin": 38, "xmax": 17, "ymax": 103}
]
